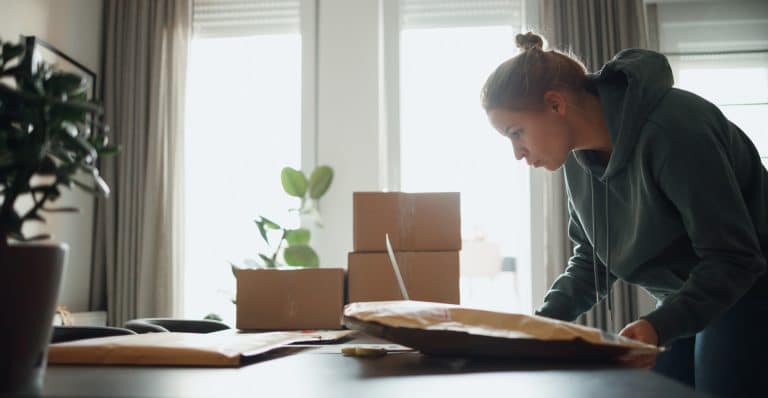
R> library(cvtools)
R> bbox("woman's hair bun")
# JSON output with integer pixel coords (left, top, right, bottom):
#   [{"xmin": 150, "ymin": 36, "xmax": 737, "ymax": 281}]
[{"xmin": 515, "ymin": 32, "xmax": 544, "ymax": 51}]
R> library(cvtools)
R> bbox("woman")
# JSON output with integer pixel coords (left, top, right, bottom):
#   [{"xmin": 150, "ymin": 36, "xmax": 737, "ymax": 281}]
[{"xmin": 482, "ymin": 32, "xmax": 767, "ymax": 396}]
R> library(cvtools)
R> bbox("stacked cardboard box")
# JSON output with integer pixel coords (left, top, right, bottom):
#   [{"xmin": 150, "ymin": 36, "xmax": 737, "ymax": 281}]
[{"xmin": 348, "ymin": 192, "xmax": 461, "ymax": 304}]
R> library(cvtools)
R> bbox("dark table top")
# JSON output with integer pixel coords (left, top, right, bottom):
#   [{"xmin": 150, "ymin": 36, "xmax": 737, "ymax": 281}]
[{"xmin": 43, "ymin": 333, "xmax": 700, "ymax": 398}]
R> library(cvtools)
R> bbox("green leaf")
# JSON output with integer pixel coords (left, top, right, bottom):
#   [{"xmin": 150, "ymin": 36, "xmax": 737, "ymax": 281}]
[
  {"xmin": 254, "ymin": 220, "xmax": 269, "ymax": 244},
  {"xmin": 92, "ymin": 175, "xmax": 110, "ymax": 197},
  {"xmin": 71, "ymin": 179, "xmax": 99, "ymax": 195},
  {"xmin": 254, "ymin": 216, "xmax": 280, "ymax": 245},
  {"xmin": 2, "ymin": 43, "xmax": 24, "ymax": 62},
  {"xmin": 60, "ymin": 132, "xmax": 97, "ymax": 160},
  {"xmin": 98, "ymin": 145, "xmax": 120, "ymax": 157},
  {"xmin": 258, "ymin": 253, "xmax": 276, "ymax": 268},
  {"xmin": 260, "ymin": 216, "xmax": 280, "ymax": 230},
  {"xmin": 281, "ymin": 167, "xmax": 307, "ymax": 198},
  {"xmin": 68, "ymin": 168, "xmax": 108, "ymax": 197},
  {"xmin": 285, "ymin": 228, "xmax": 310, "ymax": 246},
  {"xmin": 46, "ymin": 72, "xmax": 85, "ymax": 96},
  {"xmin": 57, "ymin": 121, "xmax": 79, "ymax": 138},
  {"xmin": 50, "ymin": 98, "xmax": 102, "ymax": 114},
  {"xmin": 90, "ymin": 169, "xmax": 110, "ymax": 197},
  {"xmin": 308, "ymin": 166, "xmax": 333, "ymax": 199},
  {"xmin": 283, "ymin": 245, "xmax": 319, "ymax": 267}
]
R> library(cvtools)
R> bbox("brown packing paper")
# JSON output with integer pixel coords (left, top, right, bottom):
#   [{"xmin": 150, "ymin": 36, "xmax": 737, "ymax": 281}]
[
  {"xmin": 353, "ymin": 192, "xmax": 461, "ymax": 252},
  {"xmin": 236, "ymin": 268, "xmax": 345, "ymax": 330},
  {"xmin": 48, "ymin": 330, "xmax": 355, "ymax": 366},
  {"xmin": 348, "ymin": 252, "xmax": 460, "ymax": 304},
  {"xmin": 343, "ymin": 301, "xmax": 663, "ymax": 361}
]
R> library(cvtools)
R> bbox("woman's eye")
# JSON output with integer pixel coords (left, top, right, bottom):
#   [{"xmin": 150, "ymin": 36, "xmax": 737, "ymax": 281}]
[{"xmin": 510, "ymin": 130, "xmax": 522, "ymax": 140}]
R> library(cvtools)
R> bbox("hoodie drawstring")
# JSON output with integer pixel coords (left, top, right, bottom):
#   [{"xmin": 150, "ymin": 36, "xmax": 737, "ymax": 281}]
[
  {"xmin": 605, "ymin": 180, "xmax": 613, "ymax": 332},
  {"xmin": 590, "ymin": 173, "xmax": 614, "ymax": 333},
  {"xmin": 590, "ymin": 177, "xmax": 600, "ymax": 305}
]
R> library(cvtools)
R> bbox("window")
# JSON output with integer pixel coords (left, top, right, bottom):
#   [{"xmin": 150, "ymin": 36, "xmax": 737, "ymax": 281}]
[
  {"xmin": 392, "ymin": 0, "xmax": 529, "ymax": 312},
  {"xmin": 184, "ymin": 0, "xmax": 309, "ymax": 324},
  {"xmin": 673, "ymin": 53, "xmax": 768, "ymax": 167},
  {"xmin": 655, "ymin": 0, "xmax": 768, "ymax": 167}
]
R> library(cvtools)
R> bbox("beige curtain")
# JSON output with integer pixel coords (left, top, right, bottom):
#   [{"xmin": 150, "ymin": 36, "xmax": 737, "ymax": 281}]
[
  {"xmin": 90, "ymin": 0, "xmax": 191, "ymax": 326},
  {"xmin": 539, "ymin": 0, "xmax": 648, "ymax": 332}
]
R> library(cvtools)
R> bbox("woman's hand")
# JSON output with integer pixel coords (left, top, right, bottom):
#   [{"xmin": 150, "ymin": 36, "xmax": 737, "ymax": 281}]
[{"xmin": 617, "ymin": 319, "xmax": 659, "ymax": 369}]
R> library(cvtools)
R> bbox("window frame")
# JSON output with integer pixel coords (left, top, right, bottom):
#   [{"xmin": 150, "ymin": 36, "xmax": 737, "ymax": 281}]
[
  {"xmin": 300, "ymin": 0, "xmax": 318, "ymax": 180},
  {"xmin": 183, "ymin": 0, "xmax": 318, "ymax": 320},
  {"xmin": 380, "ymin": 0, "xmax": 545, "ymax": 313}
]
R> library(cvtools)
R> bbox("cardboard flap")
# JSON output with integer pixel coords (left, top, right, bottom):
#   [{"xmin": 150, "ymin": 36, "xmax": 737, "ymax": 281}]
[{"xmin": 344, "ymin": 301, "xmax": 662, "ymax": 354}]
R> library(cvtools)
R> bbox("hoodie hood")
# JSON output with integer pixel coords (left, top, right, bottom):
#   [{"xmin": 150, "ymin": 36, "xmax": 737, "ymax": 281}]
[{"xmin": 575, "ymin": 49, "xmax": 674, "ymax": 179}]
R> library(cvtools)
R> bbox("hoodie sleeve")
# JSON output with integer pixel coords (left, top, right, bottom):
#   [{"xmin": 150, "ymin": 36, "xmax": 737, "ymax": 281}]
[
  {"xmin": 640, "ymin": 124, "xmax": 767, "ymax": 346},
  {"xmin": 535, "ymin": 198, "xmax": 617, "ymax": 321}
]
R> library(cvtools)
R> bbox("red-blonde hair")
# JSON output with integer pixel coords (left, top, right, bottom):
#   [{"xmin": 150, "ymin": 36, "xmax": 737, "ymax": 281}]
[{"xmin": 482, "ymin": 32, "xmax": 590, "ymax": 111}]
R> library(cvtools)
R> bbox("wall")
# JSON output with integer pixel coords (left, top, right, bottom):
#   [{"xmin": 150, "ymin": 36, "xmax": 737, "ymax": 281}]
[
  {"xmin": 312, "ymin": 0, "xmax": 384, "ymax": 269},
  {"xmin": 0, "ymin": 0, "xmax": 103, "ymax": 312}
]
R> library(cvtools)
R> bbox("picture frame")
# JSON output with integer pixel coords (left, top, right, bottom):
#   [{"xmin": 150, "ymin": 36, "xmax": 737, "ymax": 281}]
[{"xmin": 21, "ymin": 35, "xmax": 97, "ymax": 101}]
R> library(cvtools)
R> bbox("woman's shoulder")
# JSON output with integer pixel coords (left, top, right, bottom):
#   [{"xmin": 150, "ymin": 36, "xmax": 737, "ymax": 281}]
[
  {"xmin": 643, "ymin": 88, "xmax": 726, "ymax": 139},
  {"xmin": 631, "ymin": 89, "xmax": 733, "ymax": 175}
]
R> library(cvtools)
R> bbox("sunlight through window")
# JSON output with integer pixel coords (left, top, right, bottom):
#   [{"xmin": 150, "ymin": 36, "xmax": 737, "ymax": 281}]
[
  {"xmin": 183, "ymin": 34, "xmax": 302, "ymax": 324},
  {"xmin": 399, "ymin": 24, "xmax": 529, "ymax": 313}
]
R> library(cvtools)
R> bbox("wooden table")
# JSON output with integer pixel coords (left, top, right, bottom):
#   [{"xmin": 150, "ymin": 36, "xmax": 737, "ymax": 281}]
[{"xmin": 43, "ymin": 333, "xmax": 701, "ymax": 397}]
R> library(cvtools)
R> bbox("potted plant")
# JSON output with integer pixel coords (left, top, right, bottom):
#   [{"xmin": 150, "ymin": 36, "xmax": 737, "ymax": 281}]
[
  {"xmin": 234, "ymin": 166, "xmax": 346, "ymax": 330},
  {"xmin": 0, "ymin": 38, "xmax": 117, "ymax": 395},
  {"xmin": 248, "ymin": 165, "xmax": 333, "ymax": 269}
]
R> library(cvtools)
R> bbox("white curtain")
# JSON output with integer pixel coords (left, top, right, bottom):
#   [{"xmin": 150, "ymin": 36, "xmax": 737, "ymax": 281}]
[{"xmin": 90, "ymin": 0, "xmax": 191, "ymax": 326}]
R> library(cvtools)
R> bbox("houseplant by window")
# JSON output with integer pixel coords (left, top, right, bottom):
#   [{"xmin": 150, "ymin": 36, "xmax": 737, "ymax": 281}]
[
  {"xmin": 0, "ymin": 38, "xmax": 117, "ymax": 395},
  {"xmin": 248, "ymin": 165, "xmax": 333, "ymax": 269},
  {"xmin": 233, "ymin": 166, "xmax": 345, "ymax": 330}
]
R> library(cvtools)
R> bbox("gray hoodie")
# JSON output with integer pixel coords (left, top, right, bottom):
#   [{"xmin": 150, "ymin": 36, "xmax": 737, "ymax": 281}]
[{"xmin": 534, "ymin": 48, "xmax": 768, "ymax": 346}]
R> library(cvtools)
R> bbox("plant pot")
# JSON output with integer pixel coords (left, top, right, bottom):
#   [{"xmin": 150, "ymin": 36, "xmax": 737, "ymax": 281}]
[{"xmin": 0, "ymin": 243, "xmax": 67, "ymax": 396}]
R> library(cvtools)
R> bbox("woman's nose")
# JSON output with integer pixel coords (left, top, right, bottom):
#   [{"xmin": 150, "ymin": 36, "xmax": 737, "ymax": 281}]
[{"xmin": 512, "ymin": 143, "xmax": 526, "ymax": 161}]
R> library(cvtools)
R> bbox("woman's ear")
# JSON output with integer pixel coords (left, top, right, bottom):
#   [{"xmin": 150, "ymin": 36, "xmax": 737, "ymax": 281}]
[{"xmin": 543, "ymin": 90, "xmax": 566, "ymax": 115}]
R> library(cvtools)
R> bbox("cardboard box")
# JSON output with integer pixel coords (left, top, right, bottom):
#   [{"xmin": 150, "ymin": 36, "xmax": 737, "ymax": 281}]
[
  {"xmin": 347, "ymin": 251, "xmax": 460, "ymax": 304},
  {"xmin": 236, "ymin": 268, "xmax": 345, "ymax": 330},
  {"xmin": 353, "ymin": 192, "xmax": 461, "ymax": 252}
]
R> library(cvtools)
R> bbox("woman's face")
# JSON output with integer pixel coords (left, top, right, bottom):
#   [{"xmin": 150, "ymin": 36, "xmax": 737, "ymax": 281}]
[{"xmin": 487, "ymin": 94, "xmax": 573, "ymax": 171}]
